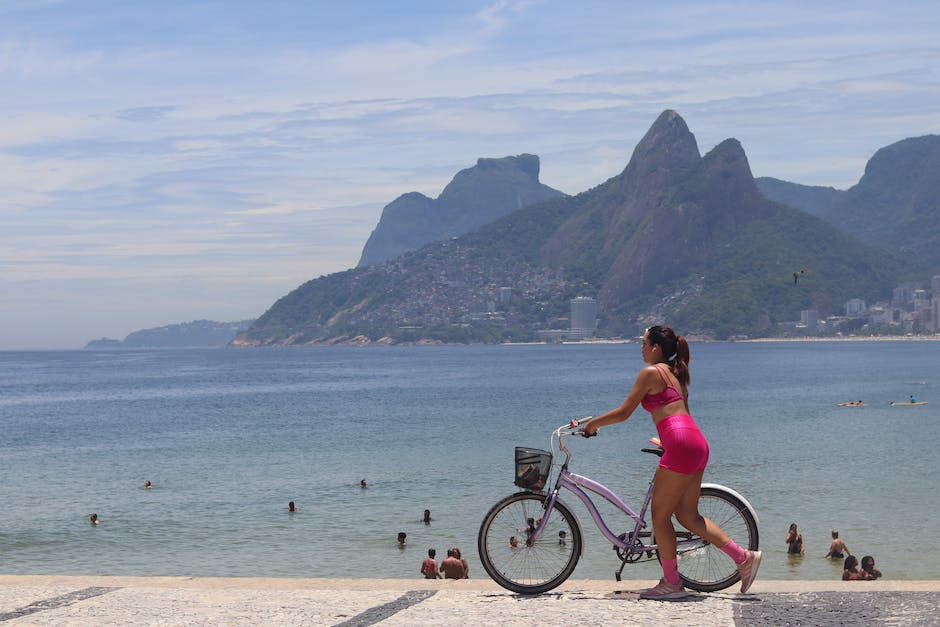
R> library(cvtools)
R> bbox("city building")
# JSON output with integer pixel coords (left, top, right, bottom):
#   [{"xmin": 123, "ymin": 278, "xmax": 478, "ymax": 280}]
[
  {"xmin": 845, "ymin": 299, "xmax": 867, "ymax": 316},
  {"xmin": 569, "ymin": 297, "xmax": 597, "ymax": 340},
  {"xmin": 800, "ymin": 309, "xmax": 819, "ymax": 331},
  {"xmin": 892, "ymin": 284, "xmax": 915, "ymax": 307},
  {"xmin": 932, "ymin": 294, "xmax": 940, "ymax": 333}
]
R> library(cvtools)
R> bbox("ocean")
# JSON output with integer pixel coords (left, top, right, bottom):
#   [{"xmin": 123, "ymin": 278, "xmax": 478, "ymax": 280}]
[{"xmin": 1, "ymin": 341, "xmax": 938, "ymax": 583}]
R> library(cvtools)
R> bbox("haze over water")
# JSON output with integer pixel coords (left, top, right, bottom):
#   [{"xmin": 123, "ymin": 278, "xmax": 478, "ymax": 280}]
[{"xmin": 1, "ymin": 341, "xmax": 937, "ymax": 582}]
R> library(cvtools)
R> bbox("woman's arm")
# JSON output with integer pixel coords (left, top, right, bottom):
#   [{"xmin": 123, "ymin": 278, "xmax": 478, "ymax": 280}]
[{"xmin": 582, "ymin": 367, "xmax": 655, "ymax": 436}]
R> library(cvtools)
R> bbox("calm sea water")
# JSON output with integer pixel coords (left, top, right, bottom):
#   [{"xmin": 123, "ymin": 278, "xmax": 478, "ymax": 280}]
[{"xmin": 1, "ymin": 342, "xmax": 938, "ymax": 582}]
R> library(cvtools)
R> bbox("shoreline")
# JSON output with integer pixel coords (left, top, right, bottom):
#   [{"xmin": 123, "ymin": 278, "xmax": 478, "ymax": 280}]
[
  {"xmin": 2, "ymin": 574, "xmax": 940, "ymax": 591},
  {"xmin": 503, "ymin": 334, "xmax": 940, "ymax": 346},
  {"xmin": 733, "ymin": 335, "xmax": 940, "ymax": 342}
]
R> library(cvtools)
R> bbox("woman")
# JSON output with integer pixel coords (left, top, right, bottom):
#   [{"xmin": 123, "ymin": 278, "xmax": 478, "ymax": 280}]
[
  {"xmin": 843, "ymin": 555, "xmax": 865, "ymax": 580},
  {"xmin": 583, "ymin": 325, "xmax": 761, "ymax": 599},
  {"xmin": 786, "ymin": 523, "xmax": 804, "ymax": 556},
  {"xmin": 453, "ymin": 547, "xmax": 469, "ymax": 579},
  {"xmin": 860, "ymin": 556, "xmax": 882, "ymax": 580}
]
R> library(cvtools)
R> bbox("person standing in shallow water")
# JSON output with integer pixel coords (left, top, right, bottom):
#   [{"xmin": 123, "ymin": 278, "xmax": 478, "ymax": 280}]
[
  {"xmin": 825, "ymin": 530, "xmax": 850, "ymax": 559},
  {"xmin": 786, "ymin": 523, "xmax": 804, "ymax": 556},
  {"xmin": 582, "ymin": 325, "xmax": 761, "ymax": 600}
]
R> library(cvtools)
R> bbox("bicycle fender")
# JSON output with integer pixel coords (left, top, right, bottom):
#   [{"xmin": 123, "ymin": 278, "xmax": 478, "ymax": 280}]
[{"xmin": 701, "ymin": 483, "xmax": 759, "ymax": 525}]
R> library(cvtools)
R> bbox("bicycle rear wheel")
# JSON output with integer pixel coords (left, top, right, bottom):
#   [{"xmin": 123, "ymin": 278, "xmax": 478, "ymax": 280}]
[
  {"xmin": 670, "ymin": 486, "xmax": 760, "ymax": 592},
  {"xmin": 477, "ymin": 492, "xmax": 581, "ymax": 594}
]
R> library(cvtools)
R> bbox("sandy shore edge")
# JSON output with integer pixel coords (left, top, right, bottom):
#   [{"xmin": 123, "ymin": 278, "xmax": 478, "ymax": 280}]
[{"xmin": 2, "ymin": 575, "xmax": 939, "ymax": 594}]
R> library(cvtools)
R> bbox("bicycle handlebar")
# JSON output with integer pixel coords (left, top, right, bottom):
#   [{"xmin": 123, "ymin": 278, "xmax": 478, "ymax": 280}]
[
  {"xmin": 552, "ymin": 418, "xmax": 592, "ymax": 465},
  {"xmin": 552, "ymin": 418, "xmax": 664, "ymax": 466}
]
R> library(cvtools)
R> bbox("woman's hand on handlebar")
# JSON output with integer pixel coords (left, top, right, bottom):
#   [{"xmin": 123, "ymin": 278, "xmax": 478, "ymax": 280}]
[{"xmin": 575, "ymin": 416, "xmax": 598, "ymax": 438}]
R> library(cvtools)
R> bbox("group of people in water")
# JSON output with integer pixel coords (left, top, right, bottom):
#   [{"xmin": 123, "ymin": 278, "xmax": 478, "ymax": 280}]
[
  {"xmin": 386, "ymin": 509, "xmax": 470, "ymax": 579},
  {"xmin": 787, "ymin": 525, "xmax": 882, "ymax": 580},
  {"xmin": 419, "ymin": 547, "xmax": 470, "ymax": 579}
]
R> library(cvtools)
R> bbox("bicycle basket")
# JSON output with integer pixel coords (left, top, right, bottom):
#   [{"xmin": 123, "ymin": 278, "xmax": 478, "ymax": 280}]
[{"xmin": 514, "ymin": 447, "xmax": 552, "ymax": 490}]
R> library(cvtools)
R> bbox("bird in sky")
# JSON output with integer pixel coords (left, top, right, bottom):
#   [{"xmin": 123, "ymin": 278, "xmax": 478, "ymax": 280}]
[{"xmin": 793, "ymin": 268, "xmax": 809, "ymax": 284}]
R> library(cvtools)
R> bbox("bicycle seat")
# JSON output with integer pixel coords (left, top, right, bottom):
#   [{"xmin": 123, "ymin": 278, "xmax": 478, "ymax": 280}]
[{"xmin": 641, "ymin": 447, "xmax": 664, "ymax": 458}]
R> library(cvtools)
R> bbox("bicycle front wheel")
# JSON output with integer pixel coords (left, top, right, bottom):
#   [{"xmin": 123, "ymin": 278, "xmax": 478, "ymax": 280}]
[
  {"xmin": 477, "ymin": 492, "xmax": 581, "ymax": 594},
  {"xmin": 672, "ymin": 486, "xmax": 760, "ymax": 592}
]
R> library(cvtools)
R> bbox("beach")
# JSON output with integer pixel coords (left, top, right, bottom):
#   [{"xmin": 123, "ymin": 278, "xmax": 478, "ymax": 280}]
[{"xmin": 1, "ymin": 576, "xmax": 939, "ymax": 625}]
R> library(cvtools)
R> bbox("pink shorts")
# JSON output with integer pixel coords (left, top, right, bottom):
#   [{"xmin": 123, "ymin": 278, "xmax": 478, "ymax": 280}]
[{"xmin": 655, "ymin": 413, "xmax": 709, "ymax": 475}]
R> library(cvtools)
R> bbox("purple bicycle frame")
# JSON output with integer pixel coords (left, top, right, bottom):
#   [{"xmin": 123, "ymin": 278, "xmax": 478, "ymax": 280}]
[{"xmin": 538, "ymin": 469, "xmax": 653, "ymax": 551}]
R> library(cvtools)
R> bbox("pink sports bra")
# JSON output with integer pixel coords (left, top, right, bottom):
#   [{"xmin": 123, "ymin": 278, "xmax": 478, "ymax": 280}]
[{"xmin": 640, "ymin": 364, "xmax": 687, "ymax": 412}]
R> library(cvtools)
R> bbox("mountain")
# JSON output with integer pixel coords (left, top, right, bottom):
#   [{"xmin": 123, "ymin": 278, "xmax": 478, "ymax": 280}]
[
  {"xmin": 755, "ymin": 177, "xmax": 845, "ymax": 218},
  {"xmin": 757, "ymin": 135, "xmax": 940, "ymax": 269},
  {"xmin": 357, "ymin": 154, "xmax": 564, "ymax": 266},
  {"xmin": 86, "ymin": 319, "xmax": 254, "ymax": 349},
  {"xmin": 234, "ymin": 110, "xmax": 921, "ymax": 345},
  {"xmin": 822, "ymin": 135, "xmax": 940, "ymax": 268}
]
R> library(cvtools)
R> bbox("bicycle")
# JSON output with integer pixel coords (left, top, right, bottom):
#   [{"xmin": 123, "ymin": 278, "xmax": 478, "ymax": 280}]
[{"xmin": 477, "ymin": 418, "xmax": 760, "ymax": 594}]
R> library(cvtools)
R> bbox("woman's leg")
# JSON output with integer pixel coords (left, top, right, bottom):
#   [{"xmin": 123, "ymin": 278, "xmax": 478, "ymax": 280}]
[
  {"xmin": 673, "ymin": 469, "xmax": 732, "ymax": 548},
  {"xmin": 650, "ymin": 467, "xmax": 697, "ymax": 564},
  {"xmin": 673, "ymin": 469, "xmax": 761, "ymax": 593}
]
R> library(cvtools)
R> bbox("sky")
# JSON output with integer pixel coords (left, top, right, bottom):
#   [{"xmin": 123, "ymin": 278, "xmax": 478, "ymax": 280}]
[{"xmin": 2, "ymin": 1, "xmax": 940, "ymax": 350}]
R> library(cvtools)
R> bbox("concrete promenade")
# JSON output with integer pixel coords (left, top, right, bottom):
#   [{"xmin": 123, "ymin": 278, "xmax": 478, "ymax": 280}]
[{"xmin": 1, "ymin": 576, "xmax": 939, "ymax": 626}]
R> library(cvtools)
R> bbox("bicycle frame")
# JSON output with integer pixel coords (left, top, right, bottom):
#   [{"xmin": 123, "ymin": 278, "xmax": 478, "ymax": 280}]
[
  {"xmin": 545, "ymin": 468, "xmax": 654, "ymax": 551},
  {"xmin": 530, "ymin": 422, "xmax": 698, "ymax": 556}
]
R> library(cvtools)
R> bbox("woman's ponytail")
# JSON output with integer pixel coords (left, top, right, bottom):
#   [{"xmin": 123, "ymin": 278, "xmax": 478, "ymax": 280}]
[{"xmin": 673, "ymin": 334, "xmax": 691, "ymax": 387}]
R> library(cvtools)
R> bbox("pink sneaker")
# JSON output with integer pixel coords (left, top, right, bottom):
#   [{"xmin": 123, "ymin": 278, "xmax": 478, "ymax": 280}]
[
  {"xmin": 639, "ymin": 578, "xmax": 688, "ymax": 600},
  {"xmin": 738, "ymin": 549, "xmax": 762, "ymax": 593}
]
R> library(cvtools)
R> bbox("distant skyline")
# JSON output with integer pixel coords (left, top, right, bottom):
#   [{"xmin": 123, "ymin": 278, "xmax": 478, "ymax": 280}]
[{"xmin": 2, "ymin": 1, "xmax": 940, "ymax": 349}]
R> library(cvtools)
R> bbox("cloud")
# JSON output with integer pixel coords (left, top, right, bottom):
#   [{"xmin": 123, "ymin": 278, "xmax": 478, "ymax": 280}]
[{"xmin": 115, "ymin": 105, "xmax": 177, "ymax": 123}]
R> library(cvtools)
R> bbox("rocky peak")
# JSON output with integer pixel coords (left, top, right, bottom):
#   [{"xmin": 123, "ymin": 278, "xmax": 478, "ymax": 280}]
[
  {"xmin": 628, "ymin": 109, "xmax": 701, "ymax": 173},
  {"xmin": 357, "ymin": 153, "xmax": 564, "ymax": 267},
  {"xmin": 694, "ymin": 138, "xmax": 764, "ymax": 211},
  {"xmin": 607, "ymin": 110, "xmax": 702, "ymax": 217},
  {"xmin": 475, "ymin": 153, "xmax": 540, "ymax": 179}
]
